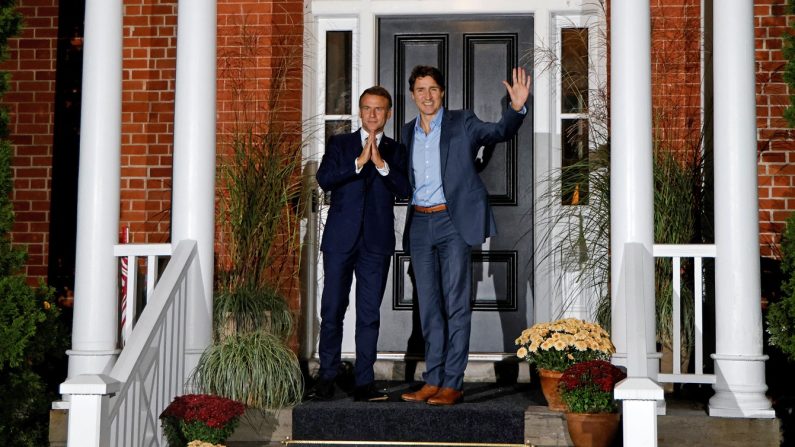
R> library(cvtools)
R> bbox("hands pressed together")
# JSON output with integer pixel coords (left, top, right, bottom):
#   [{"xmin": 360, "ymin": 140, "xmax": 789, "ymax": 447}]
[{"xmin": 356, "ymin": 131, "xmax": 385, "ymax": 170}]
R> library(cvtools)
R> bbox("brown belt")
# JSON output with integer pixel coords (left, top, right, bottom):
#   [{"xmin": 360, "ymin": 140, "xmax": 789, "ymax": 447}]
[{"xmin": 413, "ymin": 204, "xmax": 447, "ymax": 214}]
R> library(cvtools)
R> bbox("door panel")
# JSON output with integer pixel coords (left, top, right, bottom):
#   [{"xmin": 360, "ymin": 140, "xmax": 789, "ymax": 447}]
[{"xmin": 377, "ymin": 15, "xmax": 535, "ymax": 354}]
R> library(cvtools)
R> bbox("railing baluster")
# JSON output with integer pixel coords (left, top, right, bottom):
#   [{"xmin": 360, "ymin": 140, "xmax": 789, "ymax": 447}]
[
  {"xmin": 124, "ymin": 255, "xmax": 137, "ymax": 344},
  {"xmin": 694, "ymin": 256, "xmax": 704, "ymax": 375},
  {"xmin": 672, "ymin": 256, "xmax": 681, "ymax": 375},
  {"xmin": 146, "ymin": 254, "xmax": 158, "ymax": 302}
]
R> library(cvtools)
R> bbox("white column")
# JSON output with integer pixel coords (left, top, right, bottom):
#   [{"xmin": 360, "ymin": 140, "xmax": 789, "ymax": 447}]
[
  {"xmin": 709, "ymin": 0, "xmax": 774, "ymax": 418},
  {"xmin": 609, "ymin": 0, "xmax": 658, "ymax": 377},
  {"xmin": 67, "ymin": 0, "xmax": 123, "ymax": 379},
  {"xmin": 172, "ymin": 0, "xmax": 217, "ymax": 375}
]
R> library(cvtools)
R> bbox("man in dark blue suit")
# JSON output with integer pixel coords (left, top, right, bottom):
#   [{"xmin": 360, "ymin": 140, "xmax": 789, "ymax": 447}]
[
  {"xmin": 400, "ymin": 66, "xmax": 531, "ymax": 405},
  {"xmin": 308, "ymin": 86, "xmax": 410, "ymax": 402}
]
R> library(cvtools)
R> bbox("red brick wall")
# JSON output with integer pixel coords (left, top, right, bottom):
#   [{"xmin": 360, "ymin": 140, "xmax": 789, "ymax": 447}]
[
  {"xmin": 4, "ymin": 0, "xmax": 786, "ymax": 285},
  {"xmin": 216, "ymin": 0, "xmax": 305, "ymax": 316},
  {"xmin": 756, "ymin": 0, "xmax": 795, "ymax": 258},
  {"xmin": 650, "ymin": 0, "xmax": 703, "ymax": 158},
  {"xmin": 4, "ymin": 0, "xmax": 58, "ymax": 283},
  {"xmin": 118, "ymin": 0, "xmax": 305, "ymax": 310},
  {"xmin": 120, "ymin": 1, "xmax": 177, "ymax": 243}
]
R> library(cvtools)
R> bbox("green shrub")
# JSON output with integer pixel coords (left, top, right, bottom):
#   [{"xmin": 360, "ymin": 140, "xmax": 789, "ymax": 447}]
[
  {"xmin": 766, "ymin": 212, "xmax": 795, "ymax": 359},
  {"xmin": 0, "ymin": 3, "xmax": 69, "ymax": 445},
  {"xmin": 191, "ymin": 332, "xmax": 303, "ymax": 410}
]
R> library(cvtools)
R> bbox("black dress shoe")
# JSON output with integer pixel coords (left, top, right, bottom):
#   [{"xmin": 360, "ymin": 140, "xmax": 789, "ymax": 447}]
[
  {"xmin": 305, "ymin": 378, "xmax": 335, "ymax": 401},
  {"xmin": 353, "ymin": 383, "xmax": 389, "ymax": 402}
]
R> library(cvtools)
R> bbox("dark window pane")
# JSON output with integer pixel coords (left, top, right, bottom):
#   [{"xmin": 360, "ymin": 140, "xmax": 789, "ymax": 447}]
[
  {"xmin": 326, "ymin": 31, "xmax": 352, "ymax": 115},
  {"xmin": 325, "ymin": 120, "xmax": 351, "ymax": 143},
  {"xmin": 561, "ymin": 28, "xmax": 588, "ymax": 114},
  {"xmin": 562, "ymin": 118, "xmax": 589, "ymax": 205}
]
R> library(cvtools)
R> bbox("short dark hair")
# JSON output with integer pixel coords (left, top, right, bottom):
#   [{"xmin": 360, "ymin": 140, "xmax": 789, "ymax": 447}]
[
  {"xmin": 408, "ymin": 65, "xmax": 445, "ymax": 92},
  {"xmin": 359, "ymin": 86, "xmax": 393, "ymax": 109}
]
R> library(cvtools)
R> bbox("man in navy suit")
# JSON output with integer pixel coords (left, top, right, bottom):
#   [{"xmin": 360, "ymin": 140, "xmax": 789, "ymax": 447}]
[
  {"xmin": 400, "ymin": 66, "xmax": 531, "ymax": 405},
  {"xmin": 308, "ymin": 86, "xmax": 410, "ymax": 402}
]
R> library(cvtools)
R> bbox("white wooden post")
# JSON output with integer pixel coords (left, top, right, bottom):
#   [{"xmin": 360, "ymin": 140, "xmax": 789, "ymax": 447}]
[
  {"xmin": 60, "ymin": 375, "xmax": 121, "ymax": 447},
  {"xmin": 615, "ymin": 379, "xmax": 663, "ymax": 447},
  {"xmin": 615, "ymin": 243, "xmax": 664, "ymax": 446}
]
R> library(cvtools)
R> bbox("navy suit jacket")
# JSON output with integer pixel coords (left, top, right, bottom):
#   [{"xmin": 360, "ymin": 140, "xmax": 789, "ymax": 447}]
[
  {"xmin": 401, "ymin": 107, "xmax": 526, "ymax": 253},
  {"xmin": 316, "ymin": 130, "xmax": 410, "ymax": 255}
]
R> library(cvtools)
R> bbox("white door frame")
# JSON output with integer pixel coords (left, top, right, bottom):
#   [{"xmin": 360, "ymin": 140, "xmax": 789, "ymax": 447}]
[{"xmin": 301, "ymin": 0, "xmax": 606, "ymax": 359}]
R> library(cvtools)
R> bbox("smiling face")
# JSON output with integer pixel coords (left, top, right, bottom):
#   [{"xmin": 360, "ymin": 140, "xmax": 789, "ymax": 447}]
[
  {"xmin": 410, "ymin": 76, "xmax": 445, "ymax": 119},
  {"xmin": 359, "ymin": 93, "xmax": 392, "ymax": 135}
]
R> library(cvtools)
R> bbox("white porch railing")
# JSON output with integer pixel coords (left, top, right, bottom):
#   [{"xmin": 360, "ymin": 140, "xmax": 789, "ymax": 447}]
[
  {"xmin": 653, "ymin": 243, "xmax": 717, "ymax": 385},
  {"xmin": 61, "ymin": 239, "xmax": 200, "ymax": 447},
  {"xmin": 114, "ymin": 243, "xmax": 172, "ymax": 344}
]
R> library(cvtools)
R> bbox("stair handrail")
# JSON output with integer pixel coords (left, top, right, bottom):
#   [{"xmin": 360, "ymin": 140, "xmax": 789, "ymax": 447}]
[{"xmin": 61, "ymin": 239, "xmax": 199, "ymax": 447}]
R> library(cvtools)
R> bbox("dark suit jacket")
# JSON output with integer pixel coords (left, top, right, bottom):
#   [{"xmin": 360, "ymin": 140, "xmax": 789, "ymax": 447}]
[
  {"xmin": 401, "ymin": 107, "xmax": 526, "ymax": 253},
  {"xmin": 316, "ymin": 130, "xmax": 411, "ymax": 255}
]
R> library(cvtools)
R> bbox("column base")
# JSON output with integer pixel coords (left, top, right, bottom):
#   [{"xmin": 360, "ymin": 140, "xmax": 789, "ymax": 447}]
[
  {"xmin": 709, "ymin": 353, "xmax": 775, "ymax": 418},
  {"xmin": 66, "ymin": 348, "xmax": 120, "ymax": 379}
]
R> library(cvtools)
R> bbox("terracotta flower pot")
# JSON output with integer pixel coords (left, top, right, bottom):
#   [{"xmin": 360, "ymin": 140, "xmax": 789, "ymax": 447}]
[
  {"xmin": 538, "ymin": 368, "xmax": 567, "ymax": 411},
  {"xmin": 565, "ymin": 412, "xmax": 620, "ymax": 447}
]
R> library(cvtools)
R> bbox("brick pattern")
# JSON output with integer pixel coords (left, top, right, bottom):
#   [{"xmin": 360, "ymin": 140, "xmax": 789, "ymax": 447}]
[
  {"xmin": 3, "ymin": 1, "xmax": 789, "ymax": 284},
  {"xmin": 120, "ymin": 1, "xmax": 178, "ymax": 243},
  {"xmin": 3, "ymin": 0, "xmax": 59, "ymax": 283},
  {"xmin": 756, "ymin": 0, "xmax": 795, "ymax": 258},
  {"xmin": 216, "ymin": 1, "xmax": 305, "ymax": 323},
  {"xmin": 650, "ymin": 0, "xmax": 703, "ymax": 159}
]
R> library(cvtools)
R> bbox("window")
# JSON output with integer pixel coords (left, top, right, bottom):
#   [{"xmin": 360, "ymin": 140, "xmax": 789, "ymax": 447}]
[
  {"xmin": 560, "ymin": 27, "xmax": 590, "ymax": 205},
  {"xmin": 323, "ymin": 30, "xmax": 354, "ymax": 143}
]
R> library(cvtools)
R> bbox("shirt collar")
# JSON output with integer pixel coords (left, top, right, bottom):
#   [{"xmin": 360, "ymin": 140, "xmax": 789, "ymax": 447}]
[
  {"xmin": 360, "ymin": 129, "xmax": 384, "ymax": 147},
  {"xmin": 414, "ymin": 107, "xmax": 445, "ymax": 133}
]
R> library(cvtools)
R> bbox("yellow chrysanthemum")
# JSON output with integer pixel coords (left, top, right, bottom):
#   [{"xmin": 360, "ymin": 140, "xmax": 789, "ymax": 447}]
[
  {"xmin": 517, "ymin": 347, "xmax": 528, "ymax": 358},
  {"xmin": 553, "ymin": 339, "xmax": 568, "ymax": 350},
  {"xmin": 574, "ymin": 340, "xmax": 589, "ymax": 351}
]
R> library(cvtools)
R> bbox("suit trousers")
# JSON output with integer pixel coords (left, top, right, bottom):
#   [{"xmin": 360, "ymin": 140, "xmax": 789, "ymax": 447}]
[
  {"xmin": 409, "ymin": 210, "xmax": 472, "ymax": 390},
  {"xmin": 318, "ymin": 238, "xmax": 392, "ymax": 387}
]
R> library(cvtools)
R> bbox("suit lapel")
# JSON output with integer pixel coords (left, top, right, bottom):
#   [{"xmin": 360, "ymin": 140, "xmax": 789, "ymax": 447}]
[
  {"xmin": 440, "ymin": 111, "xmax": 453, "ymax": 178},
  {"xmin": 404, "ymin": 119, "xmax": 416, "ymax": 188}
]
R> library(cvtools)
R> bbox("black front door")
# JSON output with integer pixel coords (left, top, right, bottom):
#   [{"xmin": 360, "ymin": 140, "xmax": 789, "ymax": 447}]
[{"xmin": 377, "ymin": 15, "xmax": 535, "ymax": 355}]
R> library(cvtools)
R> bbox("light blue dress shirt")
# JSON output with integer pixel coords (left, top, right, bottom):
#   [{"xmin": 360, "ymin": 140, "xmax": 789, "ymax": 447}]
[{"xmin": 411, "ymin": 108, "xmax": 447, "ymax": 206}]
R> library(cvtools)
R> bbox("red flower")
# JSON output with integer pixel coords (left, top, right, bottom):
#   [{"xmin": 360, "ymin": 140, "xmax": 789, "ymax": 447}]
[
  {"xmin": 161, "ymin": 394, "xmax": 246, "ymax": 429},
  {"xmin": 559, "ymin": 360, "xmax": 626, "ymax": 394}
]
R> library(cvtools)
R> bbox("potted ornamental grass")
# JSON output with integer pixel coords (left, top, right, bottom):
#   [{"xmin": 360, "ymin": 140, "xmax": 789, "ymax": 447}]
[
  {"xmin": 160, "ymin": 394, "xmax": 246, "ymax": 447},
  {"xmin": 515, "ymin": 318, "xmax": 615, "ymax": 411},
  {"xmin": 559, "ymin": 360, "xmax": 626, "ymax": 447}
]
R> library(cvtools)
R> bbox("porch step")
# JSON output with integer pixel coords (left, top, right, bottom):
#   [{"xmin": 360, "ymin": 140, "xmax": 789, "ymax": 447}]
[
  {"xmin": 223, "ymin": 389, "xmax": 783, "ymax": 447},
  {"xmin": 290, "ymin": 382, "xmax": 535, "ymax": 445}
]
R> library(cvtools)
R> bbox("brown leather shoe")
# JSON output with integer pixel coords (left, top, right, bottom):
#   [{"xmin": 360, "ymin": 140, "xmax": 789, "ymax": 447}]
[
  {"xmin": 426, "ymin": 387, "xmax": 463, "ymax": 406},
  {"xmin": 401, "ymin": 384, "xmax": 440, "ymax": 402}
]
